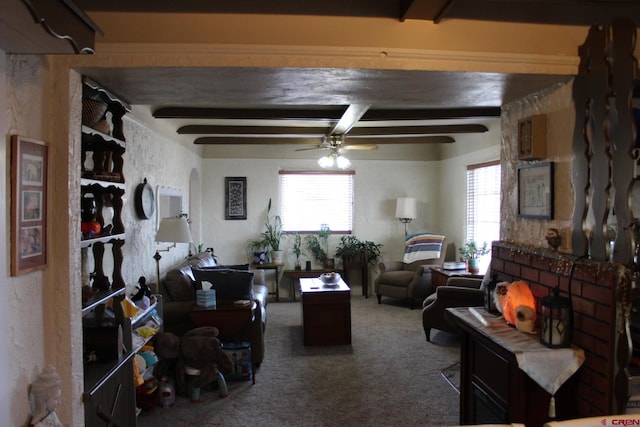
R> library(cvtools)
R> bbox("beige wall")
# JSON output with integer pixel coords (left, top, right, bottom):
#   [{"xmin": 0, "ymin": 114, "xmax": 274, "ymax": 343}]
[
  {"xmin": 501, "ymin": 82, "xmax": 575, "ymax": 248},
  {"xmin": 4, "ymin": 54, "xmax": 50, "ymax": 426},
  {"xmin": 0, "ymin": 50, "xmax": 12, "ymax": 427}
]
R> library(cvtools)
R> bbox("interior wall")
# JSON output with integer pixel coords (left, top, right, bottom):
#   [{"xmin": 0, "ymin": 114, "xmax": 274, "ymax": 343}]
[
  {"xmin": 199, "ymin": 158, "xmax": 438, "ymax": 267},
  {"xmin": 114, "ymin": 112, "xmax": 202, "ymax": 290},
  {"xmin": 4, "ymin": 54, "xmax": 47, "ymax": 426},
  {"xmin": 501, "ymin": 81, "xmax": 575, "ymax": 248},
  {"xmin": 0, "ymin": 49, "xmax": 12, "ymax": 427}
]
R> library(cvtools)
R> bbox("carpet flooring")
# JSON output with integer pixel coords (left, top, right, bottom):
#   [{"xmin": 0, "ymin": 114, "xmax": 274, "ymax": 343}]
[{"xmin": 137, "ymin": 293, "xmax": 461, "ymax": 427}]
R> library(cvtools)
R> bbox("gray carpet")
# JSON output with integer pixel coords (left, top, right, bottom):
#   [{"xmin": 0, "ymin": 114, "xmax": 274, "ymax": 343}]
[{"xmin": 137, "ymin": 293, "xmax": 461, "ymax": 427}]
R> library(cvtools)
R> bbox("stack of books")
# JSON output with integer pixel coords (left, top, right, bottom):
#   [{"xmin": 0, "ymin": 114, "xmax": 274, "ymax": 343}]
[
  {"xmin": 443, "ymin": 261, "xmax": 466, "ymax": 270},
  {"xmin": 196, "ymin": 289, "xmax": 216, "ymax": 308}
]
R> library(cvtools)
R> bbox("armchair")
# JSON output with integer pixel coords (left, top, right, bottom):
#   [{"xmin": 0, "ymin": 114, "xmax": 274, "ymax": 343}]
[
  {"xmin": 421, "ymin": 276, "xmax": 484, "ymax": 342},
  {"xmin": 374, "ymin": 235, "xmax": 446, "ymax": 309}
]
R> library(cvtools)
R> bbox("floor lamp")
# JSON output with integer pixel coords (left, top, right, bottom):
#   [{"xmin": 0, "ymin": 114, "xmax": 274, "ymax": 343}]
[
  {"xmin": 154, "ymin": 216, "xmax": 193, "ymax": 294},
  {"xmin": 395, "ymin": 197, "xmax": 416, "ymax": 236}
]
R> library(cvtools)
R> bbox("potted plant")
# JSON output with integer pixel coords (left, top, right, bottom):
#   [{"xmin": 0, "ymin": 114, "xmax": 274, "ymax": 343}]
[
  {"xmin": 260, "ymin": 198, "xmax": 283, "ymax": 264},
  {"xmin": 305, "ymin": 234, "xmax": 327, "ymax": 267},
  {"xmin": 334, "ymin": 235, "xmax": 383, "ymax": 266},
  {"xmin": 291, "ymin": 233, "xmax": 305, "ymax": 270},
  {"xmin": 459, "ymin": 240, "xmax": 490, "ymax": 273},
  {"xmin": 305, "ymin": 225, "xmax": 333, "ymax": 268},
  {"xmin": 318, "ymin": 224, "xmax": 333, "ymax": 268},
  {"xmin": 246, "ymin": 238, "xmax": 268, "ymax": 264}
]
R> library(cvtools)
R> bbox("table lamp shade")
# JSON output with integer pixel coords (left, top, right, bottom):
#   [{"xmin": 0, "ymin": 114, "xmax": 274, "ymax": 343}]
[
  {"xmin": 395, "ymin": 198, "xmax": 416, "ymax": 219},
  {"xmin": 156, "ymin": 217, "xmax": 193, "ymax": 243}
]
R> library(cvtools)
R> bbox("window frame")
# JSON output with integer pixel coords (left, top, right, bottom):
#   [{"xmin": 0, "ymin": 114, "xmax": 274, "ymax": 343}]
[
  {"xmin": 465, "ymin": 160, "xmax": 501, "ymax": 252},
  {"xmin": 279, "ymin": 170, "xmax": 354, "ymax": 234}
]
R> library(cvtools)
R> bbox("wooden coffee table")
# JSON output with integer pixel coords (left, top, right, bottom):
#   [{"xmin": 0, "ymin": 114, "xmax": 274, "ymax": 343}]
[
  {"xmin": 283, "ymin": 269, "xmax": 344, "ymax": 301},
  {"xmin": 299, "ymin": 278, "xmax": 351, "ymax": 346}
]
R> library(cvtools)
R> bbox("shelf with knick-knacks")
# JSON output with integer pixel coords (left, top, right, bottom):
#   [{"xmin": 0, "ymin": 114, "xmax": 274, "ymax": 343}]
[
  {"xmin": 81, "ymin": 77, "xmax": 136, "ymax": 426},
  {"xmin": 81, "ymin": 181, "xmax": 125, "ymax": 246}
]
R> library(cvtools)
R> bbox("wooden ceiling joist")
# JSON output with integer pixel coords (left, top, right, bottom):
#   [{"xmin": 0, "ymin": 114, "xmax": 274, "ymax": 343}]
[
  {"xmin": 153, "ymin": 107, "xmax": 346, "ymax": 121},
  {"xmin": 194, "ymin": 135, "xmax": 456, "ymax": 145}
]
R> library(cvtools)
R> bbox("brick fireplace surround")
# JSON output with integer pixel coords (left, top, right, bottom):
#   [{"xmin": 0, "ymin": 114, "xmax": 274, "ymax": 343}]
[{"xmin": 491, "ymin": 241, "xmax": 631, "ymax": 417}]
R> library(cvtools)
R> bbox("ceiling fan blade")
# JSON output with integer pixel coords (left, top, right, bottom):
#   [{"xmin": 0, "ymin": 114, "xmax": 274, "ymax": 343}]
[
  {"xmin": 294, "ymin": 146, "xmax": 326, "ymax": 152},
  {"xmin": 342, "ymin": 144, "xmax": 378, "ymax": 151},
  {"xmin": 330, "ymin": 104, "xmax": 371, "ymax": 135},
  {"xmin": 342, "ymin": 135, "xmax": 456, "ymax": 144}
]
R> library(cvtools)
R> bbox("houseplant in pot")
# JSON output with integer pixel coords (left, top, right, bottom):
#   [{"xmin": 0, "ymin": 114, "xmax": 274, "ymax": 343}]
[
  {"xmin": 305, "ymin": 226, "xmax": 333, "ymax": 268},
  {"xmin": 334, "ymin": 235, "xmax": 383, "ymax": 266},
  {"xmin": 291, "ymin": 233, "xmax": 305, "ymax": 270},
  {"xmin": 246, "ymin": 238, "xmax": 268, "ymax": 264},
  {"xmin": 459, "ymin": 240, "xmax": 490, "ymax": 274},
  {"xmin": 260, "ymin": 198, "xmax": 283, "ymax": 264}
]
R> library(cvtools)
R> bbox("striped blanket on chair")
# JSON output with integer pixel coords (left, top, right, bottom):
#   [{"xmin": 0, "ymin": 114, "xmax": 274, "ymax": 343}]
[{"xmin": 403, "ymin": 233, "xmax": 445, "ymax": 263}]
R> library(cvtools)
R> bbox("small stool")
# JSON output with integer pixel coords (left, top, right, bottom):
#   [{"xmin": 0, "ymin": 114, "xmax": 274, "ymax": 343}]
[{"xmin": 184, "ymin": 365, "xmax": 228, "ymax": 402}]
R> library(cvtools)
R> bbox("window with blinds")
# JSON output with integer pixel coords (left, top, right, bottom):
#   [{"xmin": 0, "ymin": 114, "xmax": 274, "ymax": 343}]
[
  {"xmin": 466, "ymin": 161, "xmax": 501, "ymax": 254},
  {"xmin": 279, "ymin": 171, "xmax": 354, "ymax": 233}
]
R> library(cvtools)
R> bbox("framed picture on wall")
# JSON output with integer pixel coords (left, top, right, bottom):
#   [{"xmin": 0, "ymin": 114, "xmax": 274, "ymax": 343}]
[
  {"xmin": 517, "ymin": 162, "xmax": 554, "ymax": 219},
  {"xmin": 225, "ymin": 177, "xmax": 247, "ymax": 220},
  {"xmin": 11, "ymin": 135, "xmax": 48, "ymax": 276}
]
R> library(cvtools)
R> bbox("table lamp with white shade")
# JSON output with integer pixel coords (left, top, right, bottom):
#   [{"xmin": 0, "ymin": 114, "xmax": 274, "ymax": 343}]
[{"xmin": 153, "ymin": 216, "xmax": 193, "ymax": 292}]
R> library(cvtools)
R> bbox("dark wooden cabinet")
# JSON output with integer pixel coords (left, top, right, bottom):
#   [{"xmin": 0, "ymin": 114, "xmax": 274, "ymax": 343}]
[
  {"xmin": 447, "ymin": 308, "xmax": 579, "ymax": 427},
  {"xmin": 300, "ymin": 278, "xmax": 351, "ymax": 346}
]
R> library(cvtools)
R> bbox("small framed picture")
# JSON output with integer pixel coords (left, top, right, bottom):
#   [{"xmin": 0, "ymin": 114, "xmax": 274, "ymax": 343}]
[
  {"xmin": 11, "ymin": 135, "xmax": 48, "ymax": 275},
  {"xmin": 225, "ymin": 177, "xmax": 247, "ymax": 220},
  {"xmin": 517, "ymin": 162, "xmax": 554, "ymax": 219}
]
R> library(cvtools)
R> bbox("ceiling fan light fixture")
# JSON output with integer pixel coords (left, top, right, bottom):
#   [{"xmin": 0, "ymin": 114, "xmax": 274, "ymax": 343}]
[
  {"xmin": 318, "ymin": 154, "xmax": 334, "ymax": 168},
  {"xmin": 336, "ymin": 155, "xmax": 351, "ymax": 169}
]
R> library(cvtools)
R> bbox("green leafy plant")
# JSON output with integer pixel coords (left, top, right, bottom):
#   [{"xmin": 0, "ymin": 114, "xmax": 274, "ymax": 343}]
[
  {"xmin": 459, "ymin": 240, "xmax": 490, "ymax": 260},
  {"xmin": 305, "ymin": 234, "xmax": 328, "ymax": 263},
  {"xmin": 334, "ymin": 235, "xmax": 383, "ymax": 265},
  {"xmin": 291, "ymin": 233, "xmax": 305, "ymax": 268},
  {"xmin": 260, "ymin": 198, "xmax": 283, "ymax": 251}
]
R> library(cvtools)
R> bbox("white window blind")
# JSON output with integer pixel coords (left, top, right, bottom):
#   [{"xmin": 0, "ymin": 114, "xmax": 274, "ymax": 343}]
[
  {"xmin": 279, "ymin": 171, "xmax": 354, "ymax": 233},
  {"xmin": 466, "ymin": 161, "xmax": 501, "ymax": 257}
]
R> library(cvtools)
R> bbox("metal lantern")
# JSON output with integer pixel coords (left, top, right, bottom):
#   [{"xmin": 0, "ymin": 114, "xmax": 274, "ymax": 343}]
[
  {"xmin": 484, "ymin": 272, "xmax": 500, "ymax": 314},
  {"xmin": 540, "ymin": 286, "xmax": 572, "ymax": 348}
]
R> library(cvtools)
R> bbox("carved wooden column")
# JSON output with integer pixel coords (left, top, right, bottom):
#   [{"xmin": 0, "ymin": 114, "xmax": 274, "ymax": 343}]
[
  {"xmin": 571, "ymin": 18, "xmax": 638, "ymax": 265},
  {"xmin": 610, "ymin": 18, "xmax": 638, "ymax": 267}
]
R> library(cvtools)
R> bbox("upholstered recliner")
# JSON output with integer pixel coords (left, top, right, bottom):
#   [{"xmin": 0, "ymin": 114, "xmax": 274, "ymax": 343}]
[
  {"xmin": 421, "ymin": 276, "xmax": 484, "ymax": 342},
  {"xmin": 374, "ymin": 234, "xmax": 446, "ymax": 309}
]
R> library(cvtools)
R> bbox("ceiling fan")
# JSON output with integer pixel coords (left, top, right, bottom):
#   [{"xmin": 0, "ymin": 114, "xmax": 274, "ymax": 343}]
[
  {"xmin": 294, "ymin": 133, "xmax": 377, "ymax": 169},
  {"xmin": 291, "ymin": 105, "xmax": 379, "ymax": 168},
  {"xmin": 295, "ymin": 134, "xmax": 378, "ymax": 152}
]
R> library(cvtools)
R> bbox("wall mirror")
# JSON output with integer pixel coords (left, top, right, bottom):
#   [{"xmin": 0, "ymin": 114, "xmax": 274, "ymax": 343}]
[{"xmin": 156, "ymin": 186, "xmax": 183, "ymax": 229}]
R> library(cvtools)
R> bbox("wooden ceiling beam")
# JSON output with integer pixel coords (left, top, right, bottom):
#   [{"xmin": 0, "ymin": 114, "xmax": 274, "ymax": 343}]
[
  {"xmin": 177, "ymin": 125, "xmax": 328, "ymax": 136},
  {"xmin": 194, "ymin": 135, "xmax": 455, "ymax": 144},
  {"xmin": 154, "ymin": 107, "xmax": 345, "ymax": 121},
  {"xmin": 399, "ymin": 0, "xmax": 455, "ymax": 22},
  {"xmin": 194, "ymin": 137, "xmax": 323, "ymax": 145},
  {"xmin": 348, "ymin": 124, "xmax": 488, "ymax": 136},
  {"xmin": 360, "ymin": 107, "xmax": 500, "ymax": 120}
]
